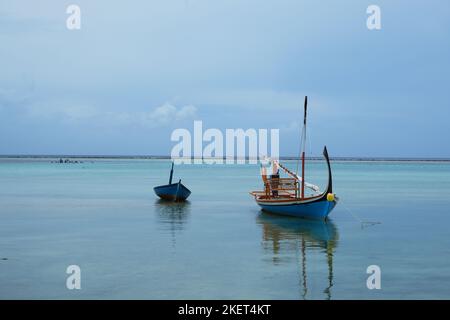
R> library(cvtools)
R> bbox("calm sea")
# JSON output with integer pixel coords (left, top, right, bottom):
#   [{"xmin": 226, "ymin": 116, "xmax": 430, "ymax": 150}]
[{"xmin": 0, "ymin": 158, "xmax": 449, "ymax": 299}]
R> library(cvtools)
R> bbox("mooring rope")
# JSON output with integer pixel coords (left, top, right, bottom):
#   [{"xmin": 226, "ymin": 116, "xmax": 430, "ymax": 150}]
[{"xmin": 338, "ymin": 197, "xmax": 381, "ymax": 228}]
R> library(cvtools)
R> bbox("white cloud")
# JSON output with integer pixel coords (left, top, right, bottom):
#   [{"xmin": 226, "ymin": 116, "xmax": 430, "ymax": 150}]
[
  {"xmin": 147, "ymin": 103, "xmax": 177, "ymax": 124},
  {"xmin": 139, "ymin": 103, "xmax": 198, "ymax": 127},
  {"xmin": 175, "ymin": 105, "xmax": 197, "ymax": 120}
]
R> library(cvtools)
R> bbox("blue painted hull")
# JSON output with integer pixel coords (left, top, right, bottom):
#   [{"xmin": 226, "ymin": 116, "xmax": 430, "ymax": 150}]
[
  {"xmin": 257, "ymin": 199, "xmax": 337, "ymax": 220},
  {"xmin": 154, "ymin": 182, "xmax": 191, "ymax": 201}
]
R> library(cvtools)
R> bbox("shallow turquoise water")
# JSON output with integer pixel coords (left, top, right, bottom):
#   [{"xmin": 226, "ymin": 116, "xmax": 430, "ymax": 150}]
[{"xmin": 0, "ymin": 159, "xmax": 449, "ymax": 299}]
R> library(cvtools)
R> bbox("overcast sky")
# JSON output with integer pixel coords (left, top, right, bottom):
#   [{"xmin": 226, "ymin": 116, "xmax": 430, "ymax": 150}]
[{"xmin": 1, "ymin": 0, "xmax": 449, "ymax": 157}]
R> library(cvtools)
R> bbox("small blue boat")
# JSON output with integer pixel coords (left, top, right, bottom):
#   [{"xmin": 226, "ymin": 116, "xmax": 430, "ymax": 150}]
[
  {"xmin": 154, "ymin": 163, "xmax": 191, "ymax": 201},
  {"xmin": 250, "ymin": 97, "xmax": 337, "ymax": 220}
]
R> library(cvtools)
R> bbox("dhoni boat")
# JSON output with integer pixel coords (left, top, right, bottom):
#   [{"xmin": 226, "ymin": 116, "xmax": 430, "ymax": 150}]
[
  {"xmin": 250, "ymin": 96, "xmax": 337, "ymax": 220},
  {"xmin": 154, "ymin": 162, "xmax": 191, "ymax": 201}
]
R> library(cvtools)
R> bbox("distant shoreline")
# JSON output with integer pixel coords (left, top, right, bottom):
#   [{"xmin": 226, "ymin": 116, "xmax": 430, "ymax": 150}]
[{"xmin": 1, "ymin": 155, "xmax": 450, "ymax": 162}]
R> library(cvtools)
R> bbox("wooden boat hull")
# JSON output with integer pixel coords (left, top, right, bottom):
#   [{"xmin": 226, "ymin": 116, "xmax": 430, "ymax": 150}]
[
  {"xmin": 256, "ymin": 198, "xmax": 337, "ymax": 220},
  {"xmin": 154, "ymin": 182, "xmax": 191, "ymax": 201}
]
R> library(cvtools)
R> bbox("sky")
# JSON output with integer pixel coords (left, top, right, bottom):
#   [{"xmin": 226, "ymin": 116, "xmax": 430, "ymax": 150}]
[{"xmin": 0, "ymin": 0, "xmax": 449, "ymax": 158}]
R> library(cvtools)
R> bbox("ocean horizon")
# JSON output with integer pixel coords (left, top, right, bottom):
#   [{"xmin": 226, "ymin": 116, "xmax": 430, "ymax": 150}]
[{"xmin": 1, "ymin": 155, "xmax": 450, "ymax": 162}]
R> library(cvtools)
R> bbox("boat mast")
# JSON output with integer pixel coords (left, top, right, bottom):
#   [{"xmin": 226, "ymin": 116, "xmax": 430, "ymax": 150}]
[
  {"xmin": 301, "ymin": 96, "xmax": 307, "ymax": 199},
  {"xmin": 169, "ymin": 162, "xmax": 174, "ymax": 184}
]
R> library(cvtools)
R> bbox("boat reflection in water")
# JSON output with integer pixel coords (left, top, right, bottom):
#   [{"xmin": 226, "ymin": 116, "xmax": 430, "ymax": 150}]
[
  {"xmin": 257, "ymin": 213, "xmax": 339, "ymax": 300},
  {"xmin": 154, "ymin": 200, "xmax": 191, "ymax": 246}
]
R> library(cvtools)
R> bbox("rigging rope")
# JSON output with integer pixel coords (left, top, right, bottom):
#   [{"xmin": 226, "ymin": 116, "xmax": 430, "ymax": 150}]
[{"xmin": 296, "ymin": 123, "xmax": 305, "ymax": 176}]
